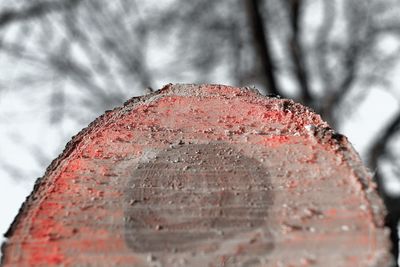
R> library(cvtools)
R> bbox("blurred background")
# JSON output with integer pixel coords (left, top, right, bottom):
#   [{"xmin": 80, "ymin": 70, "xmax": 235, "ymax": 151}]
[{"xmin": 1, "ymin": 0, "xmax": 400, "ymax": 265}]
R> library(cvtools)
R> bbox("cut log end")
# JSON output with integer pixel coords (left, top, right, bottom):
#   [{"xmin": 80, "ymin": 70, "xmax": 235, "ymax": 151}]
[{"xmin": 1, "ymin": 84, "xmax": 393, "ymax": 266}]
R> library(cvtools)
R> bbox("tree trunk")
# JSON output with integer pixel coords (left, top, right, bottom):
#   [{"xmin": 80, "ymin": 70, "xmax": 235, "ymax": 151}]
[{"xmin": 1, "ymin": 84, "xmax": 393, "ymax": 267}]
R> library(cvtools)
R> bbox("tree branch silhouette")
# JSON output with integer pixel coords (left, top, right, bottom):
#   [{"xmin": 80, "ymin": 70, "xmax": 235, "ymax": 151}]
[
  {"xmin": 285, "ymin": 0, "xmax": 312, "ymax": 106},
  {"xmin": 0, "ymin": 0, "xmax": 81, "ymax": 28},
  {"xmin": 245, "ymin": 0, "xmax": 282, "ymax": 96}
]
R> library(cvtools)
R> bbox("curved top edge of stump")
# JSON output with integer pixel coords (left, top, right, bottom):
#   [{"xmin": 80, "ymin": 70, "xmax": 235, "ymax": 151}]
[{"xmin": 1, "ymin": 83, "xmax": 393, "ymax": 267}]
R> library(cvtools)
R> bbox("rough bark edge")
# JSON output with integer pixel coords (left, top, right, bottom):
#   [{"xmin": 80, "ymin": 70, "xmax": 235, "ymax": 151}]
[
  {"xmin": 1, "ymin": 83, "xmax": 393, "ymax": 266},
  {"xmin": 0, "ymin": 85, "xmax": 167, "ymax": 264}
]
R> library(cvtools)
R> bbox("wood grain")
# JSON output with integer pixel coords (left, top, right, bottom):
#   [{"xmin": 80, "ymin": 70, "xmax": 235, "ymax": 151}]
[{"xmin": 1, "ymin": 84, "xmax": 393, "ymax": 266}]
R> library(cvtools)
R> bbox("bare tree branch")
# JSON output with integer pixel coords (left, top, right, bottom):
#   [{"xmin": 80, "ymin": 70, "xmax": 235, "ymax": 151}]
[
  {"xmin": 245, "ymin": 0, "xmax": 282, "ymax": 96},
  {"xmin": 369, "ymin": 112, "xmax": 400, "ymax": 170},
  {"xmin": 322, "ymin": 42, "xmax": 361, "ymax": 126},
  {"xmin": 285, "ymin": 0, "xmax": 312, "ymax": 105},
  {"xmin": 320, "ymin": 1, "xmax": 373, "ymax": 126},
  {"xmin": 82, "ymin": 1, "xmax": 153, "ymax": 89},
  {"xmin": 62, "ymin": 9, "xmax": 128, "ymax": 98},
  {"xmin": 0, "ymin": 0, "xmax": 82, "ymax": 28},
  {"xmin": 314, "ymin": 0, "xmax": 335, "ymax": 98}
]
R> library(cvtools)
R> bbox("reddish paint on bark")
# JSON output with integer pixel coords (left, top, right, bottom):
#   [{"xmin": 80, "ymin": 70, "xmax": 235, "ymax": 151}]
[{"xmin": 1, "ymin": 84, "xmax": 393, "ymax": 267}]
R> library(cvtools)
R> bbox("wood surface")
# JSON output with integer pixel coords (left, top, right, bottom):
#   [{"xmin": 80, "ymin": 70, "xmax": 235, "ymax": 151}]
[{"xmin": 1, "ymin": 84, "xmax": 393, "ymax": 266}]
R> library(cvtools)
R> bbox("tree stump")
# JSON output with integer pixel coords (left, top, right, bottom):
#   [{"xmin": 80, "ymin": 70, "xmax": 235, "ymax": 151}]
[{"xmin": 1, "ymin": 84, "xmax": 393, "ymax": 266}]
